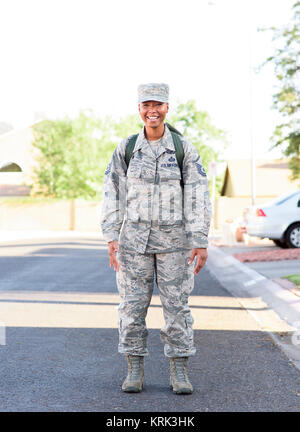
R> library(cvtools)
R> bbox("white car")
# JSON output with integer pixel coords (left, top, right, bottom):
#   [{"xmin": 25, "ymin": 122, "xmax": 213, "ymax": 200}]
[{"xmin": 244, "ymin": 190, "xmax": 300, "ymax": 248}]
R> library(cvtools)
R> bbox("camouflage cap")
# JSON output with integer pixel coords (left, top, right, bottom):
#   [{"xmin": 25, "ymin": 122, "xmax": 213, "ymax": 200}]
[{"xmin": 138, "ymin": 83, "xmax": 169, "ymax": 104}]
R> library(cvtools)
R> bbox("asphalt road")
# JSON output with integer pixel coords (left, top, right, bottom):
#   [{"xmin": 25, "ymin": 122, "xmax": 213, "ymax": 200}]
[{"xmin": 0, "ymin": 235, "xmax": 299, "ymax": 412}]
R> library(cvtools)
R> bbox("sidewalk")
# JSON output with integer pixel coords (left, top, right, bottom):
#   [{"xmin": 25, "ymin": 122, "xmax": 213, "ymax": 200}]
[{"xmin": 207, "ymin": 243, "xmax": 300, "ymax": 371}]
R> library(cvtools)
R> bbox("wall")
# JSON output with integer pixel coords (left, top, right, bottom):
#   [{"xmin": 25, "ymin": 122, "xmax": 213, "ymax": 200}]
[{"xmin": 0, "ymin": 200, "xmax": 102, "ymax": 232}]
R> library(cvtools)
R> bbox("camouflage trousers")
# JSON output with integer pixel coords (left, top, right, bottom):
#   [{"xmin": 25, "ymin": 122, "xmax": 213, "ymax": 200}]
[{"xmin": 116, "ymin": 247, "xmax": 196, "ymax": 358}]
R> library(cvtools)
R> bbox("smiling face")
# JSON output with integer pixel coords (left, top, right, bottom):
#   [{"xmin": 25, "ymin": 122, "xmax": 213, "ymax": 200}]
[{"xmin": 138, "ymin": 100, "xmax": 169, "ymax": 129}]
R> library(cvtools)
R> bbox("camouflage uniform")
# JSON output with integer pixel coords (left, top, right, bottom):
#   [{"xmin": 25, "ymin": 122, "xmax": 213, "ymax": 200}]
[{"xmin": 100, "ymin": 124, "xmax": 211, "ymax": 357}]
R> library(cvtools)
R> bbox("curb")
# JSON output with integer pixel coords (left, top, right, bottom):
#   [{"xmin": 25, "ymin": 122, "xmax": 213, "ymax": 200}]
[{"xmin": 206, "ymin": 244, "xmax": 300, "ymax": 371}]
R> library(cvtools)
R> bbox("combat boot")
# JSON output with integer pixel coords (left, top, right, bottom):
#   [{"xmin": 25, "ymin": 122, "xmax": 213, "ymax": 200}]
[
  {"xmin": 122, "ymin": 355, "xmax": 144, "ymax": 393},
  {"xmin": 170, "ymin": 357, "xmax": 193, "ymax": 394}
]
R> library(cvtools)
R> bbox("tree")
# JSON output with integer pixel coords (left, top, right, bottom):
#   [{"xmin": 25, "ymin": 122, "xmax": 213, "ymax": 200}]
[
  {"xmin": 31, "ymin": 111, "xmax": 142, "ymax": 199},
  {"xmin": 261, "ymin": 1, "xmax": 300, "ymax": 179},
  {"xmin": 168, "ymin": 99, "xmax": 228, "ymax": 194},
  {"xmin": 32, "ymin": 110, "xmax": 104, "ymax": 199}
]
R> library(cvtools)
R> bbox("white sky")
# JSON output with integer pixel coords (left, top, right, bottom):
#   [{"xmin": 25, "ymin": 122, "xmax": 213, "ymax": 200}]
[{"xmin": 0, "ymin": 0, "xmax": 296, "ymax": 159}]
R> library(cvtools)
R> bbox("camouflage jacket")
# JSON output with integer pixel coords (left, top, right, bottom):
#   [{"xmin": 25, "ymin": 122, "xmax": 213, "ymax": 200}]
[{"xmin": 100, "ymin": 125, "xmax": 211, "ymax": 253}]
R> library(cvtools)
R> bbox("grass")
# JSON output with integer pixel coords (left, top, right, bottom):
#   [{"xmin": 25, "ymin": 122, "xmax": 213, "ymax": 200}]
[{"xmin": 282, "ymin": 274, "xmax": 300, "ymax": 287}]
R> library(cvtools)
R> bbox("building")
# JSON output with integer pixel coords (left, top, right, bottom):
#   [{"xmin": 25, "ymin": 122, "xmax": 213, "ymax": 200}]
[{"xmin": 0, "ymin": 124, "xmax": 39, "ymax": 196}]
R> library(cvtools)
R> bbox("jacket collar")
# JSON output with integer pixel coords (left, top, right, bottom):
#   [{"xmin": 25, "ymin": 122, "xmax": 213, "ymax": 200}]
[{"xmin": 132, "ymin": 124, "xmax": 175, "ymax": 158}]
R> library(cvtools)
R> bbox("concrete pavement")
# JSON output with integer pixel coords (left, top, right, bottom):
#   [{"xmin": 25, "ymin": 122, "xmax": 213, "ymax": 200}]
[{"xmin": 0, "ymin": 234, "xmax": 299, "ymax": 411}]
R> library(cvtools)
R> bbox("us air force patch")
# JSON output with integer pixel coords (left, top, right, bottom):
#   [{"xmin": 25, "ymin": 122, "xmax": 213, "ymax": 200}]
[{"xmin": 195, "ymin": 162, "xmax": 207, "ymax": 176}]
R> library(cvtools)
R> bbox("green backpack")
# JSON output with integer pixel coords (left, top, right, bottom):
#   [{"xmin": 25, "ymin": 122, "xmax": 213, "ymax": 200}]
[{"xmin": 125, "ymin": 123, "xmax": 185, "ymax": 175}]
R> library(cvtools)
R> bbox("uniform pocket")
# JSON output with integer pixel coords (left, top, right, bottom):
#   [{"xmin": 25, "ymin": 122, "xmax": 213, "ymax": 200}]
[
  {"xmin": 127, "ymin": 160, "xmax": 142, "ymax": 178},
  {"xmin": 158, "ymin": 155, "xmax": 182, "ymax": 181}
]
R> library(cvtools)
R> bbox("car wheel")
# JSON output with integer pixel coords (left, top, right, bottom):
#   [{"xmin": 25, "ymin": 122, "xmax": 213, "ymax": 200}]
[
  {"xmin": 273, "ymin": 239, "xmax": 288, "ymax": 248},
  {"xmin": 285, "ymin": 223, "xmax": 300, "ymax": 248}
]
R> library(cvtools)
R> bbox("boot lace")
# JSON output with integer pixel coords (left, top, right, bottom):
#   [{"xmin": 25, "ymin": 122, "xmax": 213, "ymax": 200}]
[
  {"xmin": 129, "ymin": 356, "xmax": 143, "ymax": 380},
  {"xmin": 173, "ymin": 358, "xmax": 188, "ymax": 383}
]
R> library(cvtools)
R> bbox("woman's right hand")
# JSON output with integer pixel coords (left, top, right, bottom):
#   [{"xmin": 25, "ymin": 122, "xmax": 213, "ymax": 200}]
[{"xmin": 108, "ymin": 240, "xmax": 119, "ymax": 272}]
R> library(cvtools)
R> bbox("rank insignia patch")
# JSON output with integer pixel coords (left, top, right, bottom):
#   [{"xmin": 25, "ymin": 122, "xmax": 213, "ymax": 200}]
[{"xmin": 105, "ymin": 163, "xmax": 111, "ymax": 175}]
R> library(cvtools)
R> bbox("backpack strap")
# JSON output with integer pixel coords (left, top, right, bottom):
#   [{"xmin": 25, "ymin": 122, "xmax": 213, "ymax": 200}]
[
  {"xmin": 125, "ymin": 134, "xmax": 138, "ymax": 168},
  {"xmin": 170, "ymin": 131, "xmax": 184, "ymax": 173},
  {"xmin": 165, "ymin": 123, "xmax": 184, "ymax": 172}
]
